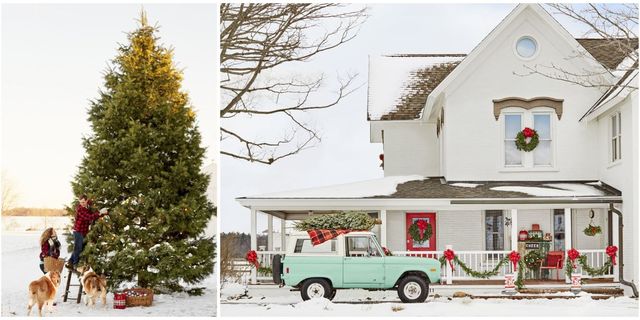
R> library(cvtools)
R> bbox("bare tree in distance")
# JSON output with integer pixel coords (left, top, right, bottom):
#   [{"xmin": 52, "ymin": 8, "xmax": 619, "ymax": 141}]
[
  {"xmin": 1, "ymin": 170, "xmax": 19, "ymax": 214},
  {"xmin": 220, "ymin": 4, "xmax": 368, "ymax": 164},
  {"xmin": 518, "ymin": 4, "xmax": 638, "ymax": 92}
]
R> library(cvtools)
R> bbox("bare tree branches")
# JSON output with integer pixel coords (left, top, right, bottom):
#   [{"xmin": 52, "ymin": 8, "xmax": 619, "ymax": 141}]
[
  {"xmin": 2, "ymin": 171, "xmax": 19, "ymax": 214},
  {"xmin": 220, "ymin": 3, "xmax": 367, "ymax": 164},
  {"xmin": 517, "ymin": 4, "xmax": 638, "ymax": 91}
]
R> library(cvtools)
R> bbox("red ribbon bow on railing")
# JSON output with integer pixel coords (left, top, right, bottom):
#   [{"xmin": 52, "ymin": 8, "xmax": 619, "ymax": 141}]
[
  {"xmin": 567, "ymin": 248, "xmax": 580, "ymax": 269},
  {"xmin": 245, "ymin": 250, "xmax": 259, "ymax": 268},
  {"xmin": 606, "ymin": 245, "xmax": 618, "ymax": 266},
  {"xmin": 443, "ymin": 249, "xmax": 455, "ymax": 272},
  {"xmin": 509, "ymin": 251, "xmax": 520, "ymax": 271}
]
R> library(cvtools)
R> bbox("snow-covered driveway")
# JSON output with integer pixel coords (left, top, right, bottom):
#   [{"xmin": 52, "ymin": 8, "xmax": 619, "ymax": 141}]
[
  {"xmin": 1, "ymin": 231, "xmax": 216, "ymax": 317},
  {"xmin": 220, "ymin": 283, "xmax": 638, "ymax": 316}
]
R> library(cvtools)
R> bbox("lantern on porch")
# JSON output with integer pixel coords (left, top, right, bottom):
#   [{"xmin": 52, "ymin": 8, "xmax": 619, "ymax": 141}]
[{"xmin": 518, "ymin": 229, "xmax": 529, "ymax": 241}]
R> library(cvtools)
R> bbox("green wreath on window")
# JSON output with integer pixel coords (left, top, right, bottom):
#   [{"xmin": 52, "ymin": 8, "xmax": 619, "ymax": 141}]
[
  {"xmin": 515, "ymin": 127, "xmax": 539, "ymax": 152},
  {"xmin": 408, "ymin": 220, "xmax": 432, "ymax": 244}
]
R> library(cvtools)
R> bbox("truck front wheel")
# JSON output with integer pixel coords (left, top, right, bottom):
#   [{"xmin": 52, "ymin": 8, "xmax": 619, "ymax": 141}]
[
  {"xmin": 397, "ymin": 275, "xmax": 429, "ymax": 303},
  {"xmin": 300, "ymin": 279, "xmax": 334, "ymax": 301}
]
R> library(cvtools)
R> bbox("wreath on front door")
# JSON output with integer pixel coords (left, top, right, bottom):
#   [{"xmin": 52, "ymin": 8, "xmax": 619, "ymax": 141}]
[
  {"xmin": 515, "ymin": 127, "xmax": 539, "ymax": 152},
  {"xmin": 408, "ymin": 219, "xmax": 432, "ymax": 244}
]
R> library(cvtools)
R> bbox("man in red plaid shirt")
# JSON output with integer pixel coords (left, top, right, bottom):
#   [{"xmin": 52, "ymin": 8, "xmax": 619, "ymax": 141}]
[{"xmin": 66, "ymin": 195, "xmax": 108, "ymax": 269}]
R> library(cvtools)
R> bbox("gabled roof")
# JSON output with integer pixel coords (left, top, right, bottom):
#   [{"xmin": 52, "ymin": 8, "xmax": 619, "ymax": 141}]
[
  {"xmin": 576, "ymin": 38, "xmax": 638, "ymax": 70},
  {"xmin": 367, "ymin": 55, "xmax": 464, "ymax": 121},
  {"xmin": 368, "ymin": 4, "xmax": 638, "ymax": 121}
]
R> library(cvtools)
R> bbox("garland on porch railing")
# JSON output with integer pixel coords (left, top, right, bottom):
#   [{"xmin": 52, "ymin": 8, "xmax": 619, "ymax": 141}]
[
  {"xmin": 438, "ymin": 249, "xmax": 525, "ymax": 289},
  {"xmin": 565, "ymin": 246, "xmax": 617, "ymax": 277}
]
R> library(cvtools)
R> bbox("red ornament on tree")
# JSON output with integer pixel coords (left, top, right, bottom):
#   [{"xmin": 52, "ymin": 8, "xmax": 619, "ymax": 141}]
[
  {"xmin": 443, "ymin": 249, "xmax": 455, "ymax": 272},
  {"xmin": 509, "ymin": 251, "xmax": 521, "ymax": 271},
  {"xmin": 606, "ymin": 245, "xmax": 618, "ymax": 265},
  {"xmin": 567, "ymin": 248, "xmax": 580, "ymax": 268},
  {"xmin": 245, "ymin": 250, "xmax": 259, "ymax": 268}
]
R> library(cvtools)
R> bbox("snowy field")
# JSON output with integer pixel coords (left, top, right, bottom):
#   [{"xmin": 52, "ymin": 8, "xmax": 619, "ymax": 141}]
[
  {"xmin": 1, "ymin": 231, "xmax": 216, "ymax": 317},
  {"xmin": 220, "ymin": 283, "xmax": 638, "ymax": 317}
]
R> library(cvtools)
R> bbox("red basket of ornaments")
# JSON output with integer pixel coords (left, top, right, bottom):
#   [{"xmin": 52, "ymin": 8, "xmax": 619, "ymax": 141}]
[
  {"xmin": 124, "ymin": 288, "xmax": 154, "ymax": 307},
  {"xmin": 113, "ymin": 292, "xmax": 127, "ymax": 309}
]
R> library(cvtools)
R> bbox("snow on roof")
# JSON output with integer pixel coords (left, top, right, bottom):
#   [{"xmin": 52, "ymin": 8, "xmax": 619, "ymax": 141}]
[
  {"xmin": 248, "ymin": 175, "xmax": 425, "ymax": 199},
  {"xmin": 491, "ymin": 183, "xmax": 605, "ymax": 197},
  {"xmin": 367, "ymin": 54, "xmax": 464, "ymax": 121}
]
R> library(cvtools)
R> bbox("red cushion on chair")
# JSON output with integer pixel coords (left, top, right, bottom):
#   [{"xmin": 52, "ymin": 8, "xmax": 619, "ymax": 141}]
[{"xmin": 542, "ymin": 251, "xmax": 564, "ymax": 268}]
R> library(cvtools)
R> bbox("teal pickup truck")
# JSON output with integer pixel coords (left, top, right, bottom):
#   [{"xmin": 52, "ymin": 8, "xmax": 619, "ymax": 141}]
[{"xmin": 272, "ymin": 231, "xmax": 440, "ymax": 303}]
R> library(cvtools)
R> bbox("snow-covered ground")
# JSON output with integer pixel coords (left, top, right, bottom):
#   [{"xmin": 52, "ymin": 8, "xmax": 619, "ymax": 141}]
[
  {"xmin": 220, "ymin": 283, "xmax": 638, "ymax": 316},
  {"xmin": 1, "ymin": 231, "xmax": 216, "ymax": 317}
]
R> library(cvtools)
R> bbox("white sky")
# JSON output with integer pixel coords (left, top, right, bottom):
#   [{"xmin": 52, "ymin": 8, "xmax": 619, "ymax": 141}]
[
  {"xmin": 220, "ymin": 3, "xmax": 593, "ymax": 232},
  {"xmin": 1, "ymin": 4, "xmax": 218, "ymax": 209}
]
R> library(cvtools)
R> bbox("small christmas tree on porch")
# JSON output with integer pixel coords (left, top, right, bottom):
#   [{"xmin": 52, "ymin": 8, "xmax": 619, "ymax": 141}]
[{"xmin": 64, "ymin": 12, "xmax": 214, "ymax": 295}]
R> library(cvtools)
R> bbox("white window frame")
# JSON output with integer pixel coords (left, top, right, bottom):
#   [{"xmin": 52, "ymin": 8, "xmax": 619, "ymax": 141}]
[
  {"xmin": 500, "ymin": 108, "xmax": 556, "ymax": 170},
  {"xmin": 611, "ymin": 111, "xmax": 622, "ymax": 163},
  {"xmin": 532, "ymin": 111, "xmax": 554, "ymax": 167},
  {"xmin": 502, "ymin": 111, "xmax": 524, "ymax": 167}
]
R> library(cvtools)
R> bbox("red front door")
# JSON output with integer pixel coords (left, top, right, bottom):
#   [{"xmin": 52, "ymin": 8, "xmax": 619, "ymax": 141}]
[{"xmin": 406, "ymin": 212, "xmax": 436, "ymax": 251}]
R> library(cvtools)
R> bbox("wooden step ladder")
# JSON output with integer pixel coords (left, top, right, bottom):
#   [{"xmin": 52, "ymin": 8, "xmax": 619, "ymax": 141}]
[{"xmin": 62, "ymin": 267, "xmax": 83, "ymax": 303}]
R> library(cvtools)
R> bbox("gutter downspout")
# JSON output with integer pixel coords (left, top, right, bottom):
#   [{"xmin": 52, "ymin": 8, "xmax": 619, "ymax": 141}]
[{"xmin": 610, "ymin": 202, "xmax": 638, "ymax": 297}]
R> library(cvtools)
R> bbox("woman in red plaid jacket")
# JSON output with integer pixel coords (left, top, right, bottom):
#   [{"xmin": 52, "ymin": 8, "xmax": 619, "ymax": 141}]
[{"xmin": 66, "ymin": 195, "xmax": 108, "ymax": 269}]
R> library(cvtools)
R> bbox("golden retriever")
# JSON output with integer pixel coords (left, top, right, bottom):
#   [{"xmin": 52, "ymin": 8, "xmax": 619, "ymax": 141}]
[
  {"xmin": 27, "ymin": 270, "xmax": 61, "ymax": 316},
  {"xmin": 76, "ymin": 265, "xmax": 107, "ymax": 307}
]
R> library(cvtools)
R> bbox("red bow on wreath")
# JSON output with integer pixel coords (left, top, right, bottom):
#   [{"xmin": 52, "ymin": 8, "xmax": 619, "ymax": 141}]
[
  {"xmin": 509, "ymin": 251, "xmax": 520, "ymax": 271},
  {"xmin": 522, "ymin": 127, "xmax": 535, "ymax": 138},
  {"xmin": 443, "ymin": 249, "xmax": 455, "ymax": 272},
  {"xmin": 567, "ymin": 248, "xmax": 580, "ymax": 269},
  {"xmin": 416, "ymin": 220, "xmax": 428, "ymax": 238},
  {"xmin": 245, "ymin": 250, "xmax": 259, "ymax": 268},
  {"xmin": 606, "ymin": 245, "xmax": 618, "ymax": 266}
]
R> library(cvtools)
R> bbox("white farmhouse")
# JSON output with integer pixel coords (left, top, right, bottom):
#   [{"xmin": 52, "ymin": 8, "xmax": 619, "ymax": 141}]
[{"xmin": 237, "ymin": 4, "xmax": 638, "ymax": 294}]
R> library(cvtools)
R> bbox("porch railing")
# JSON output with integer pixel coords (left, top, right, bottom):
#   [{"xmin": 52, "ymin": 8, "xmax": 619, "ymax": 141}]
[
  {"xmin": 394, "ymin": 250, "xmax": 513, "ymax": 281},
  {"xmin": 253, "ymin": 249, "xmax": 614, "ymax": 283},
  {"xmin": 575, "ymin": 249, "xmax": 615, "ymax": 279}
]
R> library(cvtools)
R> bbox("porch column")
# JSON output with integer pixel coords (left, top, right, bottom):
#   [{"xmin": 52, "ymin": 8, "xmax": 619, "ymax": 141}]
[
  {"xmin": 250, "ymin": 208, "xmax": 257, "ymax": 284},
  {"xmin": 267, "ymin": 215, "xmax": 274, "ymax": 251},
  {"xmin": 611, "ymin": 210, "xmax": 620, "ymax": 282},
  {"xmin": 564, "ymin": 208, "xmax": 572, "ymax": 283},
  {"xmin": 510, "ymin": 209, "xmax": 518, "ymax": 252},
  {"xmin": 280, "ymin": 218, "xmax": 287, "ymax": 252},
  {"xmin": 380, "ymin": 210, "xmax": 387, "ymax": 247}
]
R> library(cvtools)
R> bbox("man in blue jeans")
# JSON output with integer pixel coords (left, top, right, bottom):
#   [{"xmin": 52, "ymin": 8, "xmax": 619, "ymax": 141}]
[{"xmin": 66, "ymin": 195, "xmax": 108, "ymax": 269}]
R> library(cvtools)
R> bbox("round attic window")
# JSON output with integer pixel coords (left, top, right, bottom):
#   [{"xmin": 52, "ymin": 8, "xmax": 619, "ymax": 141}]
[{"xmin": 515, "ymin": 36, "xmax": 537, "ymax": 59}]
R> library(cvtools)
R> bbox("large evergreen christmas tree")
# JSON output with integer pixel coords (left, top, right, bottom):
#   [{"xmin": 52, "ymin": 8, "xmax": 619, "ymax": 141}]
[{"xmin": 65, "ymin": 13, "xmax": 215, "ymax": 294}]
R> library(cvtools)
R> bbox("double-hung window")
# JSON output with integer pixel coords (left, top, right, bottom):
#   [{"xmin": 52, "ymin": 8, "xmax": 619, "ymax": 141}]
[
  {"xmin": 503, "ymin": 110, "xmax": 554, "ymax": 168},
  {"xmin": 611, "ymin": 112, "xmax": 621, "ymax": 162},
  {"xmin": 504, "ymin": 114, "xmax": 522, "ymax": 166},
  {"xmin": 533, "ymin": 113, "xmax": 552, "ymax": 166}
]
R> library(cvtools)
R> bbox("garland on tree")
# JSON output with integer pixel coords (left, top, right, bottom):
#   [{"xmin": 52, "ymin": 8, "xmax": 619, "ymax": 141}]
[
  {"xmin": 565, "ymin": 246, "xmax": 617, "ymax": 277},
  {"xmin": 294, "ymin": 211, "xmax": 379, "ymax": 231},
  {"xmin": 515, "ymin": 127, "xmax": 539, "ymax": 152},
  {"xmin": 408, "ymin": 219, "xmax": 432, "ymax": 244}
]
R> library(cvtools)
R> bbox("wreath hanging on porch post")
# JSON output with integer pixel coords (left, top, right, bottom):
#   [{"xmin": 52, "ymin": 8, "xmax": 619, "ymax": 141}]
[
  {"xmin": 515, "ymin": 127, "xmax": 539, "ymax": 152},
  {"xmin": 408, "ymin": 219, "xmax": 432, "ymax": 243}
]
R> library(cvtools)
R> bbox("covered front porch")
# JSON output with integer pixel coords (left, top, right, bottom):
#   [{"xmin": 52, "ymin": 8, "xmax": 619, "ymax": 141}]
[{"xmin": 237, "ymin": 177, "xmax": 622, "ymax": 287}]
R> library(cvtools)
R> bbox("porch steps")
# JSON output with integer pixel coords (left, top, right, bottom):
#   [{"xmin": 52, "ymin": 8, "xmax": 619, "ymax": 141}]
[
  {"xmin": 518, "ymin": 287, "xmax": 624, "ymax": 296},
  {"xmin": 467, "ymin": 294, "xmax": 617, "ymax": 300}
]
